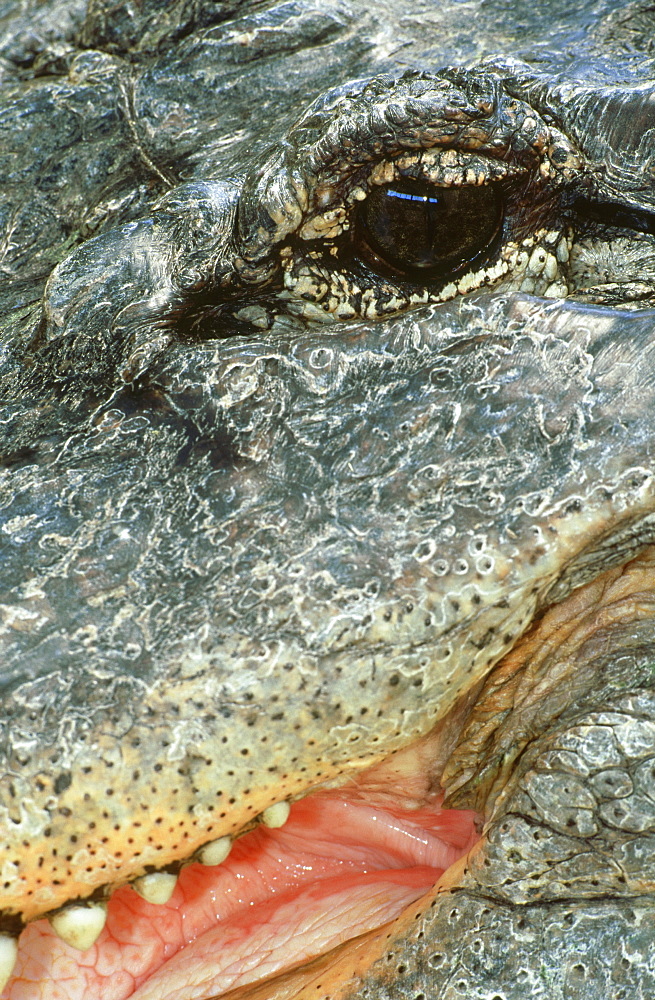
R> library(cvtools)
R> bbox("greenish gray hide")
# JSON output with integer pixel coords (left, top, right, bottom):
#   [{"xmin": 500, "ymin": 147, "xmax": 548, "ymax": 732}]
[{"xmin": 1, "ymin": 0, "xmax": 655, "ymax": 997}]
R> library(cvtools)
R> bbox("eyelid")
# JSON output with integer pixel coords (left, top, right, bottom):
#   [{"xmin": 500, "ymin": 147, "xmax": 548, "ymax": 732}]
[
  {"xmin": 236, "ymin": 70, "xmax": 580, "ymax": 282},
  {"xmin": 296, "ymin": 149, "xmax": 524, "ymax": 243}
]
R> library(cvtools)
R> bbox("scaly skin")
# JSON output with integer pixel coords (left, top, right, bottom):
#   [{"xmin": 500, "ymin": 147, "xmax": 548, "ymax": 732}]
[{"xmin": 1, "ymin": 0, "xmax": 655, "ymax": 996}]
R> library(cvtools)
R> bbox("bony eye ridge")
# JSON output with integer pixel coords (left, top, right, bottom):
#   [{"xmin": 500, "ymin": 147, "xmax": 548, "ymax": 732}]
[{"xmin": 357, "ymin": 178, "xmax": 503, "ymax": 281}]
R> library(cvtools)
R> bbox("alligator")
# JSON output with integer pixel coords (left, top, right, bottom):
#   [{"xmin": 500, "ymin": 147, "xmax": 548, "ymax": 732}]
[{"xmin": 1, "ymin": 0, "xmax": 655, "ymax": 997}]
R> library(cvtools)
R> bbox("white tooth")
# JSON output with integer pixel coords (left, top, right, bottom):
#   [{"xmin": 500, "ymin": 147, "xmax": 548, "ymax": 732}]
[
  {"xmin": 132, "ymin": 872, "xmax": 178, "ymax": 905},
  {"xmin": 198, "ymin": 835, "xmax": 232, "ymax": 866},
  {"xmin": 0, "ymin": 934, "xmax": 18, "ymax": 991},
  {"xmin": 261, "ymin": 800, "xmax": 291, "ymax": 828},
  {"xmin": 50, "ymin": 902, "xmax": 107, "ymax": 952}
]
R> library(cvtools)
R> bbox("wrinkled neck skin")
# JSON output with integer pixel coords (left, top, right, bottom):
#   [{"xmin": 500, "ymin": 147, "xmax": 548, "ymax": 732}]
[{"xmin": 1, "ymin": 0, "xmax": 655, "ymax": 998}]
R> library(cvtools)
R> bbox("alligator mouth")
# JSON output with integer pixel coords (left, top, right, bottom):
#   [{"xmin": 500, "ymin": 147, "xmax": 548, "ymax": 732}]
[
  {"xmin": 7, "ymin": 540, "xmax": 655, "ymax": 1000},
  {"xmin": 6, "ymin": 699, "xmax": 483, "ymax": 1000}
]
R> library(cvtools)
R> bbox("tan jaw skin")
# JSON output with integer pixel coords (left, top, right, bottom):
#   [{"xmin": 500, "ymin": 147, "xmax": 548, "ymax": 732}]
[{"xmin": 4, "ymin": 694, "xmax": 483, "ymax": 999}]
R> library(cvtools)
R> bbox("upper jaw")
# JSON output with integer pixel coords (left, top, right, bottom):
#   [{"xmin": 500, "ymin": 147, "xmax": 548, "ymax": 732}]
[{"xmin": 3, "ymin": 291, "xmax": 655, "ymax": 929}]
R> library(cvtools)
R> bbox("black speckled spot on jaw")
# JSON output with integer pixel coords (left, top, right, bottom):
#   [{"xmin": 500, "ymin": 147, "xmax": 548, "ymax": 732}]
[{"xmin": 53, "ymin": 773, "xmax": 72, "ymax": 795}]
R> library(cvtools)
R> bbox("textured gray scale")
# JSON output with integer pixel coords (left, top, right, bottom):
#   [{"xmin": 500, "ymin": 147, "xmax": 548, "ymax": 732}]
[{"xmin": 0, "ymin": 0, "xmax": 654, "ymax": 997}]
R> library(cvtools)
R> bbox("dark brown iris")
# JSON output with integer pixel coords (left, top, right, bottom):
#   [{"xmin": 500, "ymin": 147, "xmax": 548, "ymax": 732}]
[{"xmin": 357, "ymin": 179, "xmax": 503, "ymax": 280}]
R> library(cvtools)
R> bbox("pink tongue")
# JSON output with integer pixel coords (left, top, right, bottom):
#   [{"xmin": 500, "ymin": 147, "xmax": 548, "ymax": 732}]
[
  {"xmin": 131, "ymin": 868, "xmax": 437, "ymax": 1000},
  {"xmin": 4, "ymin": 792, "xmax": 479, "ymax": 1000}
]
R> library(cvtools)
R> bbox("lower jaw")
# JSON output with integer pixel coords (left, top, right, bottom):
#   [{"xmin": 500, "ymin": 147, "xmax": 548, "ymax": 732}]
[{"xmin": 5, "ymin": 724, "xmax": 483, "ymax": 1000}]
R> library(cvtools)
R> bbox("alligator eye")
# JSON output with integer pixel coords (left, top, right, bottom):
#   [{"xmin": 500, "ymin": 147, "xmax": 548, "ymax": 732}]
[{"xmin": 357, "ymin": 179, "xmax": 503, "ymax": 280}]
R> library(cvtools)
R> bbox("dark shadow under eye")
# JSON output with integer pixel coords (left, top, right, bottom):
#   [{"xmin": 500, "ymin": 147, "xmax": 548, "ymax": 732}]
[{"xmin": 357, "ymin": 179, "xmax": 503, "ymax": 280}]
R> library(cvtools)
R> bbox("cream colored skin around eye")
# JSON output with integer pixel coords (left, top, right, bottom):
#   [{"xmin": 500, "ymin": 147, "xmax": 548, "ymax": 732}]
[
  {"xmin": 279, "ymin": 227, "xmax": 573, "ymax": 324},
  {"xmin": 275, "ymin": 121, "xmax": 581, "ymax": 324}
]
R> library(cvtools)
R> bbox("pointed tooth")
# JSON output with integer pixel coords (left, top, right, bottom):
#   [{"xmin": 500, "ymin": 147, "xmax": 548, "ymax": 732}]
[
  {"xmin": 132, "ymin": 872, "xmax": 178, "ymax": 905},
  {"xmin": 0, "ymin": 934, "xmax": 18, "ymax": 991},
  {"xmin": 198, "ymin": 835, "xmax": 232, "ymax": 866},
  {"xmin": 50, "ymin": 902, "xmax": 107, "ymax": 952},
  {"xmin": 261, "ymin": 800, "xmax": 291, "ymax": 828}
]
